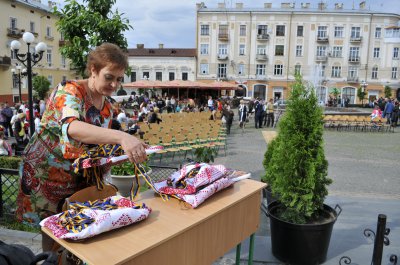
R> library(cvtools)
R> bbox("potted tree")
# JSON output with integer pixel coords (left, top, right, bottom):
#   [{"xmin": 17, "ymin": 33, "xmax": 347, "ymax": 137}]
[
  {"xmin": 110, "ymin": 161, "xmax": 151, "ymax": 197},
  {"xmin": 262, "ymin": 75, "xmax": 341, "ymax": 265}
]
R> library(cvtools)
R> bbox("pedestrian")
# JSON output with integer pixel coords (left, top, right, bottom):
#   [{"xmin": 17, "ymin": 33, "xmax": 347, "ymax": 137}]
[
  {"xmin": 15, "ymin": 43, "xmax": 148, "ymax": 251},
  {"xmin": 265, "ymin": 98, "xmax": 275, "ymax": 127},
  {"xmin": 0, "ymin": 128, "xmax": 11, "ymax": 156}
]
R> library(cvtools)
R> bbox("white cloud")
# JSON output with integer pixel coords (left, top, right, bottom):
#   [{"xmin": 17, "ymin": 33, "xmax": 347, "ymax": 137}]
[{"xmin": 56, "ymin": 0, "xmax": 400, "ymax": 48}]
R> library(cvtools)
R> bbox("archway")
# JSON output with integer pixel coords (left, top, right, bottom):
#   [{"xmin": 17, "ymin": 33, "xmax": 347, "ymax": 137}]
[
  {"xmin": 235, "ymin": 85, "xmax": 247, "ymax": 97},
  {"xmin": 254, "ymin": 84, "xmax": 267, "ymax": 100}
]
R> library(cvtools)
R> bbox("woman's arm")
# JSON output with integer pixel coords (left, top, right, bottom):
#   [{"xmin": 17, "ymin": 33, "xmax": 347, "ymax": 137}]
[{"xmin": 68, "ymin": 120, "xmax": 147, "ymax": 163}]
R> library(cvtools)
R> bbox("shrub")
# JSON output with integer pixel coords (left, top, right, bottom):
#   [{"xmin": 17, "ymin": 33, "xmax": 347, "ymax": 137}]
[
  {"xmin": 262, "ymin": 75, "xmax": 332, "ymax": 224},
  {"xmin": 0, "ymin": 156, "xmax": 22, "ymax": 169}
]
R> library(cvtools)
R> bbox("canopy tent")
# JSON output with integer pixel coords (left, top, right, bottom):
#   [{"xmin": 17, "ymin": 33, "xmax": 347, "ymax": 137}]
[{"xmin": 122, "ymin": 80, "xmax": 164, "ymax": 88}]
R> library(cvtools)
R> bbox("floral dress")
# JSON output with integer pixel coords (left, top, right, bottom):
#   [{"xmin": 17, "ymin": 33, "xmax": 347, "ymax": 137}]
[{"xmin": 16, "ymin": 81, "xmax": 113, "ymax": 225}]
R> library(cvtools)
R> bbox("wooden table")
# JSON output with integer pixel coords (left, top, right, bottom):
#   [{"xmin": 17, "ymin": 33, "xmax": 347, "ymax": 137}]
[{"xmin": 42, "ymin": 179, "xmax": 266, "ymax": 265}]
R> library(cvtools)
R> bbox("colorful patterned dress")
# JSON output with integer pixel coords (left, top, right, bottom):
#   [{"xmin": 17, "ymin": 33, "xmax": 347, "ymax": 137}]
[{"xmin": 16, "ymin": 81, "xmax": 113, "ymax": 225}]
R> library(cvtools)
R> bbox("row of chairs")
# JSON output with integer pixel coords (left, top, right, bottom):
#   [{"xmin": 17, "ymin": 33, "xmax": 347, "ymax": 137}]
[{"xmin": 323, "ymin": 115, "xmax": 395, "ymax": 132}]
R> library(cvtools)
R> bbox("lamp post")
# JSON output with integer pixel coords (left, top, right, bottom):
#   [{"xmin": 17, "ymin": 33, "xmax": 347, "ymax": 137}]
[
  {"xmin": 361, "ymin": 80, "xmax": 368, "ymax": 106},
  {"xmin": 10, "ymin": 32, "xmax": 47, "ymax": 137},
  {"xmin": 11, "ymin": 65, "xmax": 27, "ymax": 103}
]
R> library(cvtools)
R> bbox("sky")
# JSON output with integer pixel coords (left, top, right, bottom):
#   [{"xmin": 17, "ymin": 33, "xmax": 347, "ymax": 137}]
[{"xmin": 54, "ymin": 0, "xmax": 400, "ymax": 49}]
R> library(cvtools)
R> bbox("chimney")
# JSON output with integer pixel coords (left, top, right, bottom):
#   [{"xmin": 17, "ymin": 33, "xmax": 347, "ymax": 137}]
[
  {"xmin": 301, "ymin": 3, "xmax": 310, "ymax": 8},
  {"xmin": 137, "ymin": 44, "xmax": 144, "ymax": 49},
  {"xmin": 334, "ymin": 3, "xmax": 343, "ymax": 9},
  {"xmin": 318, "ymin": 2, "xmax": 326, "ymax": 10},
  {"xmin": 264, "ymin": 3, "xmax": 272, "ymax": 8},
  {"xmin": 359, "ymin": 1, "xmax": 366, "ymax": 10},
  {"xmin": 218, "ymin": 2, "xmax": 225, "ymax": 8},
  {"xmin": 281, "ymin": 2, "xmax": 295, "ymax": 8},
  {"xmin": 48, "ymin": 1, "xmax": 54, "ymax": 8},
  {"xmin": 158, "ymin": 43, "xmax": 164, "ymax": 49},
  {"xmin": 236, "ymin": 3, "xmax": 243, "ymax": 9}
]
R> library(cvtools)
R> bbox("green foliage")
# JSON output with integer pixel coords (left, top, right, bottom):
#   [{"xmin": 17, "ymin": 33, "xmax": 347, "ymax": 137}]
[
  {"xmin": 0, "ymin": 217, "xmax": 41, "ymax": 233},
  {"xmin": 330, "ymin": 88, "xmax": 340, "ymax": 98},
  {"xmin": 53, "ymin": 0, "xmax": 132, "ymax": 77},
  {"xmin": 384, "ymin": 85, "xmax": 392, "ymax": 98},
  {"xmin": 0, "ymin": 156, "xmax": 22, "ymax": 169},
  {"xmin": 194, "ymin": 147, "xmax": 218, "ymax": 163},
  {"xmin": 111, "ymin": 161, "xmax": 150, "ymax": 176},
  {"xmin": 32, "ymin": 75, "xmax": 51, "ymax": 100},
  {"xmin": 263, "ymin": 74, "xmax": 332, "ymax": 224},
  {"xmin": 357, "ymin": 87, "xmax": 366, "ymax": 105}
]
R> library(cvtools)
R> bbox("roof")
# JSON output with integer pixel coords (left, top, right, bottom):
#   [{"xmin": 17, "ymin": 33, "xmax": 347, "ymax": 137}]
[
  {"xmin": 15, "ymin": 0, "xmax": 53, "ymax": 13},
  {"xmin": 127, "ymin": 48, "xmax": 197, "ymax": 58}
]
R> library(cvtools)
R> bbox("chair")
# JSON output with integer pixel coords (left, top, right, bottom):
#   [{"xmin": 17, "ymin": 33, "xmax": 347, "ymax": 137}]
[{"xmin": 62, "ymin": 185, "xmax": 117, "ymax": 211}]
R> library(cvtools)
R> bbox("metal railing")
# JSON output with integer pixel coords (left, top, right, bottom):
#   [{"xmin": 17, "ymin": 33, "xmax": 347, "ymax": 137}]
[{"xmin": 0, "ymin": 168, "xmax": 20, "ymax": 219}]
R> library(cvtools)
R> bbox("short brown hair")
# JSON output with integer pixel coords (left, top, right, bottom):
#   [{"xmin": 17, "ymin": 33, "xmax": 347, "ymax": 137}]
[{"xmin": 86, "ymin": 43, "xmax": 128, "ymax": 76}]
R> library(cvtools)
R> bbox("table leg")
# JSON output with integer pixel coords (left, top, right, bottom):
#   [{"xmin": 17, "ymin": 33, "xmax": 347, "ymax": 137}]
[
  {"xmin": 235, "ymin": 243, "xmax": 241, "ymax": 265},
  {"xmin": 248, "ymin": 233, "xmax": 255, "ymax": 265}
]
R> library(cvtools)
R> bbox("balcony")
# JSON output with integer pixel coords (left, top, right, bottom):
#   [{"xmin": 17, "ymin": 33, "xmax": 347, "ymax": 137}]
[
  {"xmin": 316, "ymin": 36, "xmax": 329, "ymax": 42},
  {"xmin": 217, "ymin": 54, "xmax": 228, "ymax": 60},
  {"xmin": 315, "ymin": 55, "xmax": 328, "ymax": 62},
  {"xmin": 348, "ymin": 56, "xmax": 360, "ymax": 63},
  {"xmin": 347, "ymin": 76, "xmax": 359, "ymax": 83},
  {"xmin": 59, "ymin": 40, "xmax": 67, "ymax": 47},
  {"xmin": 45, "ymin": 35, "xmax": 54, "ymax": 41},
  {"xmin": 32, "ymin": 32, "xmax": 38, "ymax": 37},
  {"xmin": 350, "ymin": 36, "xmax": 362, "ymax": 43},
  {"xmin": 257, "ymin": 34, "xmax": 269, "ymax": 41},
  {"xmin": 7, "ymin": 28, "xmax": 24, "ymax": 38},
  {"xmin": 0, "ymin": 56, "xmax": 11, "ymax": 68},
  {"xmin": 218, "ymin": 33, "xmax": 229, "ymax": 41},
  {"xmin": 256, "ymin": 54, "xmax": 268, "ymax": 61}
]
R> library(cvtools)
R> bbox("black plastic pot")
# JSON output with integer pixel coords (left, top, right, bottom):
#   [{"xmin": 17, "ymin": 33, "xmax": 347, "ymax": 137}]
[
  {"xmin": 262, "ymin": 186, "xmax": 279, "ymax": 205},
  {"xmin": 267, "ymin": 201, "xmax": 342, "ymax": 265}
]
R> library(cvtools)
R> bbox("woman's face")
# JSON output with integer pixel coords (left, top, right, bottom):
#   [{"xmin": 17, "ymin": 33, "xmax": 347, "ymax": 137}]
[{"xmin": 92, "ymin": 65, "xmax": 125, "ymax": 96}]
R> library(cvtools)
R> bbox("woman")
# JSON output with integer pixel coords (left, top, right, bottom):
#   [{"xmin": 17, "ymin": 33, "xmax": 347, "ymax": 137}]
[{"xmin": 16, "ymin": 43, "xmax": 147, "ymax": 227}]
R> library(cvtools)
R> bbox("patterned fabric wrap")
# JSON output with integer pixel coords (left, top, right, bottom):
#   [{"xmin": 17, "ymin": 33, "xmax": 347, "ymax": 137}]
[
  {"xmin": 40, "ymin": 196, "xmax": 151, "ymax": 240},
  {"xmin": 153, "ymin": 163, "xmax": 237, "ymax": 208}
]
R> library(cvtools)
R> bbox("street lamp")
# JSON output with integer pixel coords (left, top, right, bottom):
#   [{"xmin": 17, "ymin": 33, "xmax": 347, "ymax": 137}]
[
  {"xmin": 361, "ymin": 80, "xmax": 368, "ymax": 106},
  {"xmin": 10, "ymin": 32, "xmax": 47, "ymax": 137},
  {"xmin": 11, "ymin": 65, "xmax": 27, "ymax": 103}
]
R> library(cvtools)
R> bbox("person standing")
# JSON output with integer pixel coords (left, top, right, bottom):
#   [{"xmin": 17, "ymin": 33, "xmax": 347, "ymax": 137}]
[
  {"xmin": 1, "ymin": 103, "xmax": 13, "ymax": 138},
  {"xmin": 254, "ymin": 99, "xmax": 263, "ymax": 129},
  {"xmin": 265, "ymin": 98, "xmax": 275, "ymax": 127},
  {"xmin": 238, "ymin": 100, "xmax": 248, "ymax": 128},
  {"xmin": 383, "ymin": 98, "xmax": 394, "ymax": 124}
]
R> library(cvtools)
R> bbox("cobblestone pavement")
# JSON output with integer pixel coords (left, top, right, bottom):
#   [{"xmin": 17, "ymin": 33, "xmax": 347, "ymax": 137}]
[{"xmin": 1, "ymin": 119, "xmax": 399, "ymax": 264}]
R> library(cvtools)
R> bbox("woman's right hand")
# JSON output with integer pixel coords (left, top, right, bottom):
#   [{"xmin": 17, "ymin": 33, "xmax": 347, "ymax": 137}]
[{"xmin": 119, "ymin": 133, "xmax": 148, "ymax": 164}]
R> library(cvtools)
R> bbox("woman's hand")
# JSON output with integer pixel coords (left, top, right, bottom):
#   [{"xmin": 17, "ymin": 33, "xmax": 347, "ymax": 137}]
[{"xmin": 119, "ymin": 133, "xmax": 148, "ymax": 164}]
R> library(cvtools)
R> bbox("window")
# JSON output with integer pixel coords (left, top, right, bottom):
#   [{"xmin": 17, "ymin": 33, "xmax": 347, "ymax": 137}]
[
  {"xmin": 46, "ymin": 49, "xmax": 52, "ymax": 66},
  {"xmin": 317, "ymin": 26, "xmax": 328, "ymax": 38},
  {"xmin": 238, "ymin": 64, "xmax": 245, "ymax": 75},
  {"xmin": 11, "ymin": 50, "xmax": 16, "ymax": 60},
  {"xmin": 256, "ymin": 64, "xmax": 266, "ymax": 76},
  {"xmin": 10, "ymin": 17, "xmax": 17, "ymax": 30},
  {"xmin": 332, "ymin": 46, "xmax": 343, "ymax": 57},
  {"xmin": 62, "ymin": 76, "xmax": 67, "ymax": 82},
  {"xmin": 371, "ymin": 66, "xmax": 378, "ymax": 79},
  {"xmin": 182, "ymin": 73, "xmax": 188, "ymax": 80},
  {"xmin": 218, "ymin": 44, "xmax": 228, "ymax": 55},
  {"xmin": 274, "ymin": 64, "xmax": 283, "ymax": 76},
  {"xmin": 316, "ymin": 46, "xmax": 327, "ymax": 56},
  {"xmin": 351, "ymin": 27, "xmax": 361, "ymax": 38},
  {"xmin": 385, "ymin": 28, "xmax": 400, "ymax": 38},
  {"xmin": 275, "ymin": 45, "xmax": 284, "ymax": 56},
  {"xmin": 392, "ymin": 67, "xmax": 398, "ymax": 79},
  {"xmin": 296, "ymin": 45, "xmax": 302, "ymax": 57},
  {"xmin": 169, "ymin": 72, "xmax": 175, "ymax": 81},
  {"xmin": 297, "ymin": 25, "xmax": 303, "ymax": 37},
  {"xmin": 156, "ymin": 72, "xmax": 162, "ymax": 81},
  {"xmin": 294, "ymin": 64, "xmax": 301, "ymax": 75},
  {"xmin": 257, "ymin": 25, "xmax": 268, "ymax": 35},
  {"xmin": 375, "ymin": 27, "xmax": 381, "ymax": 38},
  {"xmin": 200, "ymin": 63, "xmax": 209, "ymax": 74},
  {"xmin": 200, "ymin": 25, "xmax": 209, "ymax": 36},
  {"xmin": 217, "ymin": 63, "xmax": 227, "ymax": 78},
  {"xmin": 200, "ymin": 44, "xmax": 209, "ymax": 55},
  {"xmin": 239, "ymin": 44, "xmax": 245, "ymax": 55},
  {"xmin": 331, "ymin": 66, "xmax": 341, "ymax": 78},
  {"xmin": 130, "ymin": 71, "xmax": 136, "ymax": 82},
  {"xmin": 334, "ymin": 26, "xmax": 344, "ymax": 38},
  {"xmin": 348, "ymin": 66, "xmax": 358, "ymax": 78},
  {"xmin": 318, "ymin": 65, "xmax": 326, "ymax": 77},
  {"xmin": 240, "ymin": 25, "xmax": 246, "ymax": 36},
  {"xmin": 343, "ymin": 87, "xmax": 356, "ymax": 104},
  {"xmin": 257, "ymin": 45, "xmax": 266, "ymax": 55},
  {"xmin": 276, "ymin": 25, "xmax": 285, "ymax": 36},
  {"xmin": 349, "ymin": 47, "xmax": 360, "ymax": 60},
  {"xmin": 393, "ymin": 47, "xmax": 399, "ymax": 59},
  {"xmin": 219, "ymin": 24, "xmax": 228, "ymax": 38},
  {"xmin": 373, "ymin": 47, "xmax": 380, "ymax": 58},
  {"xmin": 61, "ymin": 56, "xmax": 66, "ymax": 68},
  {"xmin": 143, "ymin": 72, "xmax": 150, "ymax": 79},
  {"xmin": 30, "ymin": 21, "xmax": 35, "ymax": 33},
  {"xmin": 46, "ymin": 26, "xmax": 52, "ymax": 37}
]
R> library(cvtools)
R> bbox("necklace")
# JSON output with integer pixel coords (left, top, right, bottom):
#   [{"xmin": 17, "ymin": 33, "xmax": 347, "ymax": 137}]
[{"xmin": 87, "ymin": 81, "xmax": 104, "ymax": 110}]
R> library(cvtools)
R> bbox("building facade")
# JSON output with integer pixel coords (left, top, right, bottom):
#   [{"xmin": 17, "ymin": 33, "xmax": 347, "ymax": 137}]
[
  {"xmin": 0, "ymin": 0, "xmax": 78, "ymax": 103},
  {"xmin": 196, "ymin": 2, "xmax": 400, "ymax": 103}
]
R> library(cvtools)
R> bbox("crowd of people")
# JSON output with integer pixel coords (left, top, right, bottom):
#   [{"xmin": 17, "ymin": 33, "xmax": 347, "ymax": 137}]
[{"xmin": 370, "ymin": 97, "xmax": 399, "ymax": 126}]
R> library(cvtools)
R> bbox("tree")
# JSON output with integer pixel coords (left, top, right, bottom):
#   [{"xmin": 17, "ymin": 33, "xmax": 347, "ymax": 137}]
[
  {"xmin": 53, "ymin": 0, "xmax": 132, "ymax": 77},
  {"xmin": 384, "ymin": 85, "xmax": 392, "ymax": 98},
  {"xmin": 357, "ymin": 87, "xmax": 366, "ymax": 106},
  {"xmin": 116, "ymin": 87, "xmax": 127, "ymax": 96},
  {"xmin": 33, "ymin": 76, "xmax": 51, "ymax": 100}
]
